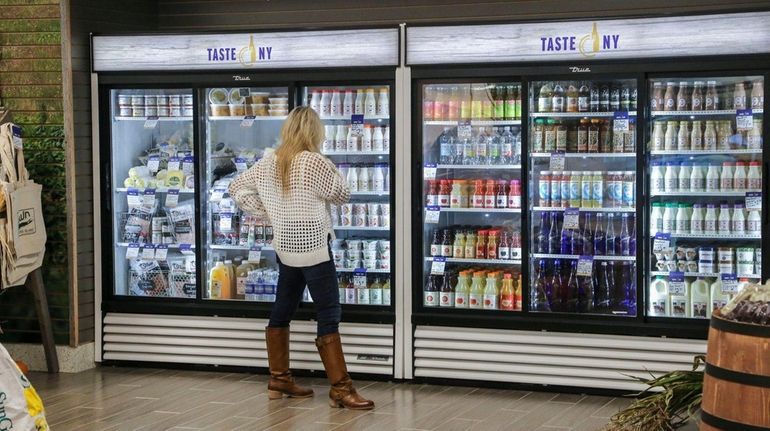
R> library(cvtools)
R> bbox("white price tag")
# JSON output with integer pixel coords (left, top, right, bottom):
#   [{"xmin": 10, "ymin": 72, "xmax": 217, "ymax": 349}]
[
  {"xmin": 736, "ymin": 109, "xmax": 753, "ymax": 131},
  {"xmin": 154, "ymin": 245, "xmax": 168, "ymax": 261},
  {"xmin": 11, "ymin": 125, "xmax": 22, "ymax": 149},
  {"xmin": 721, "ymin": 273, "xmax": 739, "ymax": 294},
  {"xmin": 126, "ymin": 188, "xmax": 142, "ymax": 208},
  {"xmin": 182, "ymin": 157, "xmax": 195, "ymax": 176},
  {"xmin": 746, "ymin": 192, "xmax": 762, "ymax": 210},
  {"xmin": 219, "ymin": 213, "xmax": 233, "ymax": 231},
  {"xmin": 430, "ymin": 257, "xmax": 446, "ymax": 275},
  {"xmin": 613, "ymin": 112, "xmax": 629, "ymax": 132},
  {"xmin": 351, "ymin": 115, "xmax": 364, "ymax": 135},
  {"xmin": 141, "ymin": 245, "xmax": 156, "ymax": 260},
  {"xmin": 248, "ymin": 246, "xmax": 261, "ymax": 263},
  {"xmin": 144, "ymin": 116, "xmax": 159, "ymax": 129},
  {"xmin": 165, "ymin": 189, "xmax": 179, "ymax": 208},
  {"xmin": 563, "ymin": 208, "xmax": 580, "ymax": 230},
  {"xmin": 424, "ymin": 163, "xmax": 437, "ymax": 180},
  {"xmin": 576, "ymin": 256, "xmax": 593, "ymax": 276},
  {"xmin": 179, "ymin": 244, "xmax": 194, "ymax": 255},
  {"xmin": 211, "ymin": 187, "xmax": 226, "ymax": 202},
  {"xmin": 241, "ymin": 115, "xmax": 256, "ymax": 128},
  {"xmin": 457, "ymin": 121, "xmax": 472, "ymax": 140},
  {"xmin": 125, "ymin": 243, "xmax": 140, "ymax": 259},
  {"xmin": 549, "ymin": 151, "xmax": 565, "ymax": 171},
  {"xmin": 167, "ymin": 157, "xmax": 181, "ymax": 171},
  {"xmin": 142, "ymin": 189, "xmax": 156, "ymax": 208},
  {"xmin": 147, "ymin": 156, "xmax": 160, "ymax": 173},
  {"xmin": 234, "ymin": 157, "xmax": 248, "ymax": 172},
  {"xmin": 652, "ymin": 233, "xmax": 671, "ymax": 253},
  {"xmin": 353, "ymin": 269, "xmax": 367, "ymax": 287},
  {"xmin": 425, "ymin": 206, "xmax": 441, "ymax": 224},
  {"xmin": 668, "ymin": 272, "xmax": 686, "ymax": 295}
]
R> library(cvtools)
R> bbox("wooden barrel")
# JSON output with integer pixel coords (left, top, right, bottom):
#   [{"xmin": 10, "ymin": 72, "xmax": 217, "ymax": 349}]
[{"xmin": 701, "ymin": 311, "xmax": 770, "ymax": 430}]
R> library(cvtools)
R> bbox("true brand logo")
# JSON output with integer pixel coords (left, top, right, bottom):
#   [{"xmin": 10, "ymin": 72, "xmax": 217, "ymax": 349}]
[{"xmin": 540, "ymin": 22, "xmax": 620, "ymax": 58}]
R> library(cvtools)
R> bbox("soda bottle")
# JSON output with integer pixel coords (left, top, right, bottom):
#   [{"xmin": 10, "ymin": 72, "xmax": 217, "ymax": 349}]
[
  {"xmin": 605, "ymin": 213, "xmax": 617, "ymax": 256},
  {"xmin": 578, "ymin": 267, "xmax": 595, "ymax": 313},
  {"xmin": 438, "ymin": 127, "xmax": 454, "ymax": 164},
  {"xmin": 593, "ymin": 213, "xmax": 606, "ymax": 256},
  {"xmin": 483, "ymin": 272, "xmax": 499, "ymax": 310},
  {"xmin": 620, "ymin": 213, "xmax": 631, "ymax": 256},
  {"xmin": 594, "ymin": 262, "xmax": 612, "ymax": 313},
  {"xmin": 548, "ymin": 212, "xmax": 561, "ymax": 254},
  {"xmin": 551, "ymin": 259, "xmax": 565, "ymax": 312},
  {"xmin": 454, "ymin": 271, "xmax": 470, "ymax": 308},
  {"xmin": 440, "ymin": 272, "xmax": 455, "ymax": 307},
  {"xmin": 560, "ymin": 218, "xmax": 571, "ymax": 255},
  {"xmin": 565, "ymin": 261, "xmax": 579, "ymax": 312},
  {"xmin": 424, "ymin": 275, "xmax": 439, "ymax": 307},
  {"xmin": 488, "ymin": 128, "xmax": 502, "ymax": 165},
  {"xmin": 493, "ymin": 85, "xmax": 505, "ymax": 120},
  {"xmin": 447, "ymin": 86, "xmax": 460, "ymax": 120},
  {"xmin": 533, "ymin": 259, "xmax": 551, "ymax": 311},
  {"xmin": 504, "ymin": 84, "xmax": 516, "ymax": 120},
  {"xmin": 469, "ymin": 271, "xmax": 484, "ymax": 309},
  {"xmin": 500, "ymin": 273, "xmax": 515, "ymax": 311},
  {"xmin": 536, "ymin": 212, "xmax": 550, "ymax": 254},
  {"xmin": 570, "ymin": 219, "xmax": 583, "ymax": 255},
  {"xmin": 495, "ymin": 181, "xmax": 508, "ymax": 208}
]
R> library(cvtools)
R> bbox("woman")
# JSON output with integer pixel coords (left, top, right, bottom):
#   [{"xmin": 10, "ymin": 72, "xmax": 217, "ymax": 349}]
[{"xmin": 228, "ymin": 106, "xmax": 373, "ymax": 410}]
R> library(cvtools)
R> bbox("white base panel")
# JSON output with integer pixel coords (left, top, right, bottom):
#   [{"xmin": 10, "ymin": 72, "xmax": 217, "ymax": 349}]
[
  {"xmin": 102, "ymin": 313, "xmax": 394, "ymax": 375},
  {"xmin": 414, "ymin": 326, "xmax": 706, "ymax": 391}
]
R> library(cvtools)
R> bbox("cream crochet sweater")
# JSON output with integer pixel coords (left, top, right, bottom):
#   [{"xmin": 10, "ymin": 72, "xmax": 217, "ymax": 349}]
[{"xmin": 228, "ymin": 151, "xmax": 350, "ymax": 267}]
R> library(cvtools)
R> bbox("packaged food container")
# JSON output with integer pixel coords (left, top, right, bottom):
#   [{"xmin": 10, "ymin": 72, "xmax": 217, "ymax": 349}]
[
  {"xmin": 352, "ymin": 214, "xmax": 366, "ymax": 227},
  {"xmin": 132, "ymin": 107, "xmax": 145, "ymax": 117},
  {"xmin": 269, "ymin": 97, "xmax": 289, "ymax": 105},
  {"xmin": 686, "ymin": 260, "xmax": 698, "ymax": 272},
  {"xmin": 144, "ymin": 95, "xmax": 157, "ymax": 105},
  {"xmin": 118, "ymin": 94, "xmax": 132, "ymax": 105},
  {"xmin": 182, "ymin": 95, "xmax": 193, "ymax": 106},
  {"xmin": 182, "ymin": 106, "xmax": 194, "ymax": 117},
  {"xmin": 119, "ymin": 106, "xmax": 132, "ymax": 117},
  {"xmin": 699, "ymin": 247, "xmax": 715, "ymax": 261},
  {"xmin": 144, "ymin": 105, "xmax": 158, "ymax": 117},
  {"xmin": 157, "ymin": 106, "xmax": 170, "ymax": 117},
  {"xmin": 210, "ymin": 104, "xmax": 229, "ymax": 117},
  {"xmin": 208, "ymin": 88, "xmax": 228, "ymax": 104},
  {"xmin": 338, "ymin": 214, "xmax": 351, "ymax": 226},
  {"xmin": 229, "ymin": 104, "xmax": 246, "ymax": 116},
  {"xmin": 737, "ymin": 247, "xmax": 754, "ymax": 262},
  {"xmin": 738, "ymin": 261, "xmax": 755, "ymax": 275},
  {"xmin": 699, "ymin": 259, "xmax": 714, "ymax": 273},
  {"xmin": 364, "ymin": 259, "xmax": 377, "ymax": 270},
  {"xmin": 131, "ymin": 95, "xmax": 144, "ymax": 106},
  {"xmin": 157, "ymin": 95, "xmax": 169, "ymax": 105},
  {"xmin": 362, "ymin": 250, "xmax": 378, "ymax": 260},
  {"xmin": 249, "ymin": 92, "xmax": 270, "ymax": 104},
  {"xmin": 347, "ymin": 239, "xmax": 362, "ymax": 251},
  {"xmin": 268, "ymin": 109, "xmax": 288, "ymax": 117},
  {"xmin": 169, "ymin": 106, "xmax": 181, "ymax": 117},
  {"xmin": 353, "ymin": 204, "xmax": 368, "ymax": 215},
  {"xmin": 228, "ymin": 89, "xmax": 245, "ymax": 104},
  {"xmin": 168, "ymin": 95, "xmax": 181, "ymax": 106},
  {"xmin": 367, "ymin": 215, "xmax": 380, "ymax": 227},
  {"xmin": 247, "ymin": 104, "xmax": 268, "ymax": 116},
  {"xmin": 379, "ymin": 259, "xmax": 391, "ymax": 270},
  {"xmin": 718, "ymin": 247, "xmax": 734, "ymax": 263},
  {"xmin": 718, "ymin": 262, "xmax": 735, "ymax": 274}
]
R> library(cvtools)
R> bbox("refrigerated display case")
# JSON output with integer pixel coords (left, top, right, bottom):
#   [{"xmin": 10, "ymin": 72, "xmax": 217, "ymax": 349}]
[{"xmin": 93, "ymin": 28, "xmax": 401, "ymax": 377}]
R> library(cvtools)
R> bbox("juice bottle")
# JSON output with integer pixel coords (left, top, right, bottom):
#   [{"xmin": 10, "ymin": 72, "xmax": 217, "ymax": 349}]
[
  {"xmin": 452, "ymin": 231, "xmax": 466, "ymax": 258},
  {"xmin": 447, "ymin": 86, "xmax": 460, "ymax": 120},
  {"xmin": 464, "ymin": 231, "xmax": 477, "ymax": 258},
  {"xmin": 382, "ymin": 277, "xmax": 391, "ymax": 306},
  {"xmin": 454, "ymin": 271, "xmax": 470, "ymax": 308},
  {"xmin": 539, "ymin": 171, "xmax": 551, "ymax": 207},
  {"xmin": 484, "ymin": 179, "xmax": 496, "ymax": 208},
  {"xmin": 508, "ymin": 180, "xmax": 521, "ymax": 209},
  {"xmin": 504, "ymin": 84, "xmax": 516, "ymax": 120},
  {"xmin": 483, "ymin": 272, "xmax": 499, "ymax": 309},
  {"xmin": 514, "ymin": 272, "xmax": 523, "ymax": 310},
  {"xmin": 566, "ymin": 82, "xmax": 578, "ymax": 112},
  {"xmin": 423, "ymin": 86, "xmax": 435, "ymax": 120},
  {"xmin": 592, "ymin": 171, "xmax": 604, "ymax": 208},
  {"xmin": 486, "ymin": 230, "xmax": 499, "ymax": 260},
  {"xmin": 500, "ymin": 273, "xmax": 515, "ymax": 310},
  {"xmin": 470, "ymin": 84, "xmax": 483, "ymax": 119},
  {"xmin": 538, "ymin": 82, "xmax": 554, "ymax": 112},
  {"xmin": 370, "ymin": 277, "xmax": 383, "ymax": 305},
  {"xmin": 498, "ymin": 230, "xmax": 511, "ymax": 260},
  {"xmin": 424, "ymin": 275, "xmax": 439, "ymax": 307},
  {"xmin": 469, "ymin": 271, "xmax": 485, "ymax": 309},
  {"xmin": 439, "ymin": 272, "xmax": 454, "ymax": 307},
  {"xmin": 450, "ymin": 180, "xmax": 464, "ymax": 208},
  {"xmin": 471, "ymin": 179, "xmax": 485, "ymax": 208},
  {"xmin": 438, "ymin": 179, "xmax": 451, "ymax": 207},
  {"xmin": 476, "ymin": 230, "xmax": 488, "ymax": 259},
  {"xmin": 459, "ymin": 85, "xmax": 472, "ymax": 120},
  {"xmin": 223, "ymin": 260, "xmax": 235, "ymax": 299},
  {"xmin": 495, "ymin": 180, "xmax": 508, "ymax": 208},
  {"xmin": 209, "ymin": 260, "xmax": 230, "ymax": 300},
  {"xmin": 482, "ymin": 84, "xmax": 494, "ymax": 119},
  {"xmin": 532, "ymin": 119, "xmax": 545, "ymax": 152},
  {"xmin": 493, "ymin": 85, "xmax": 505, "ymax": 120},
  {"xmin": 434, "ymin": 86, "xmax": 447, "ymax": 120},
  {"xmin": 581, "ymin": 171, "xmax": 593, "ymax": 208}
]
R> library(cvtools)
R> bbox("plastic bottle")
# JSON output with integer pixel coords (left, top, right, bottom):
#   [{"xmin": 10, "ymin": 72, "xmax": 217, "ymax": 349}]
[
  {"xmin": 450, "ymin": 180, "xmax": 464, "ymax": 208},
  {"xmin": 706, "ymin": 163, "xmax": 720, "ymax": 192},
  {"xmin": 720, "ymin": 162, "xmax": 734, "ymax": 191},
  {"xmin": 354, "ymin": 89, "xmax": 365, "ymax": 116},
  {"xmin": 748, "ymin": 208, "xmax": 762, "ymax": 233},
  {"xmin": 488, "ymin": 128, "xmax": 501, "ymax": 165},
  {"xmin": 664, "ymin": 121, "xmax": 678, "ymax": 150},
  {"xmin": 469, "ymin": 272, "xmax": 484, "ymax": 309},
  {"xmin": 462, "ymin": 134, "xmax": 476, "ymax": 165},
  {"xmin": 383, "ymin": 126, "xmax": 390, "ymax": 152},
  {"xmin": 690, "ymin": 203, "xmax": 704, "ymax": 234},
  {"xmin": 690, "ymin": 163, "xmax": 705, "ymax": 192},
  {"xmin": 652, "ymin": 121, "xmax": 665, "ymax": 150},
  {"xmin": 319, "ymin": 90, "xmax": 331, "ymax": 117},
  {"xmin": 330, "ymin": 89, "xmax": 342, "ymax": 117},
  {"xmin": 649, "ymin": 275, "xmax": 670, "ymax": 317},
  {"xmin": 454, "ymin": 272, "xmax": 469, "ymax": 308},
  {"xmin": 357, "ymin": 165, "xmax": 370, "ymax": 192},
  {"xmin": 483, "ymin": 273, "xmax": 499, "ymax": 310},
  {"xmin": 748, "ymin": 161, "xmax": 762, "ymax": 190},
  {"xmin": 475, "ymin": 127, "xmax": 489, "ymax": 165},
  {"xmin": 235, "ymin": 259, "xmax": 252, "ymax": 300},
  {"xmin": 500, "ymin": 127, "xmax": 514, "ymax": 164},
  {"xmin": 581, "ymin": 171, "xmax": 592, "ymax": 208},
  {"xmin": 550, "ymin": 171, "xmax": 562, "ymax": 209},
  {"xmin": 675, "ymin": 203, "xmax": 690, "ymax": 234},
  {"xmin": 323, "ymin": 125, "xmax": 336, "ymax": 152},
  {"xmin": 209, "ymin": 260, "xmax": 230, "ymax": 300},
  {"xmin": 650, "ymin": 162, "xmax": 665, "ymax": 194},
  {"xmin": 718, "ymin": 204, "xmax": 731, "ymax": 234},
  {"xmin": 690, "ymin": 121, "xmax": 703, "ymax": 150},
  {"xmin": 372, "ymin": 164, "xmax": 385, "ymax": 192},
  {"xmin": 733, "ymin": 161, "xmax": 747, "ymax": 190},
  {"xmin": 592, "ymin": 171, "xmax": 604, "ymax": 209},
  {"xmin": 364, "ymin": 88, "xmax": 377, "ymax": 116},
  {"xmin": 704, "ymin": 204, "xmax": 718, "ymax": 234},
  {"xmin": 334, "ymin": 125, "xmax": 346, "ymax": 151},
  {"xmin": 664, "ymin": 162, "xmax": 678, "ymax": 192},
  {"xmin": 670, "ymin": 279, "xmax": 691, "ymax": 318},
  {"xmin": 677, "ymin": 121, "xmax": 690, "ymax": 150},
  {"xmin": 690, "ymin": 277, "xmax": 710, "ymax": 318},
  {"xmin": 343, "ymin": 90, "xmax": 354, "ymax": 117},
  {"xmin": 464, "ymin": 231, "xmax": 477, "ymax": 258},
  {"xmin": 508, "ymin": 180, "xmax": 521, "ymax": 209},
  {"xmin": 500, "ymin": 273, "xmax": 515, "ymax": 311},
  {"xmin": 678, "ymin": 162, "xmax": 691, "ymax": 192},
  {"xmin": 346, "ymin": 126, "xmax": 359, "ymax": 152},
  {"xmin": 662, "ymin": 202, "xmax": 676, "ymax": 234},
  {"xmin": 362, "ymin": 125, "xmax": 373, "ymax": 152},
  {"xmin": 346, "ymin": 167, "xmax": 359, "ymax": 192},
  {"xmin": 710, "ymin": 279, "xmax": 730, "ymax": 316},
  {"xmin": 437, "ymin": 180, "xmax": 451, "ymax": 208},
  {"xmin": 704, "ymin": 121, "xmax": 717, "ymax": 149},
  {"xmin": 732, "ymin": 204, "xmax": 746, "ymax": 234},
  {"xmin": 370, "ymin": 277, "xmax": 383, "ymax": 305},
  {"xmin": 477, "ymin": 230, "xmax": 489, "ymax": 259},
  {"xmin": 650, "ymin": 202, "xmax": 663, "ymax": 236},
  {"xmin": 622, "ymin": 171, "xmax": 635, "ymax": 208},
  {"xmin": 377, "ymin": 87, "xmax": 389, "ymax": 117}
]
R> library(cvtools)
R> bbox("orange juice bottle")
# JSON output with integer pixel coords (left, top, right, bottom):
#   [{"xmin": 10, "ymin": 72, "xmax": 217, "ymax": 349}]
[{"xmin": 209, "ymin": 261, "xmax": 231, "ymax": 299}]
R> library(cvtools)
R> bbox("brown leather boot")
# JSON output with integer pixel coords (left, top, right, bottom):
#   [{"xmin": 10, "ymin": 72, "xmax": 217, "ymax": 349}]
[
  {"xmin": 315, "ymin": 332, "xmax": 374, "ymax": 410},
  {"xmin": 265, "ymin": 327, "xmax": 313, "ymax": 399}
]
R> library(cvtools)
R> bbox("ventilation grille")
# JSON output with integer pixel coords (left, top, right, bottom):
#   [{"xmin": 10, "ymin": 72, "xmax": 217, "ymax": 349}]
[
  {"xmin": 103, "ymin": 313, "xmax": 394, "ymax": 375},
  {"xmin": 414, "ymin": 326, "xmax": 706, "ymax": 391}
]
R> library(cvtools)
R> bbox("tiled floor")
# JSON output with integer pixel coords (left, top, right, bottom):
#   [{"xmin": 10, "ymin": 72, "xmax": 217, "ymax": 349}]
[{"xmin": 28, "ymin": 366, "xmax": 667, "ymax": 431}]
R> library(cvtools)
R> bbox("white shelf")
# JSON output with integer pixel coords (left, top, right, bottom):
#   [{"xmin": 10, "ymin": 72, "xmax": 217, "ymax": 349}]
[
  {"xmin": 435, "ymin": 164, "xmax": 521, "ymax": 170},
  {"xmin": 531, "ymin": 111, "xmax": 637, "ymax": 118},
  {"xmin": 426, "ymin": 257, "xmax": 522, "ymax": 265},
  {"xmin": 333, "ymin": 226, "xmax": 390, "ymax": 231},
  {"xmin": 207, "ymin": 116, "xmax": 286, "ymax": 121},
  {"xmin": 650, "ymin": 149, "xmax": 762, "ymax": 156},
  {"xmin": 350, "ymin": 191, "xmax": 390, "ymax": 197},
  {"xmin": 651, "ymin": 233, "xmax": 761, "ymax": 240},
  {"xmin": 116, "ymin": 188, "xmax": 195, "ymax": 194},
  {"xmin": 116, "ymin": 243, "xmax": 195, "ymax": 249},
  {"xmin": 320, "ymin": 115, "xmax": 390, "ymax": 121},
  {"xmin": 114, "ymin": 116, "xmax": 192, "ymax": 121},
  {"xmin": 531, "ymin": 253, "xmax": 636, "ymax": 261},
  {"xmin": 651, "ymin": 109, "xmax": 763, "ymax": 116},
  {"xmin": 532, "ymin": 206, "xmax": 636, "ymax": 213},
  {"xmin": 439, "ymin": 207, "xmax": 522, "ymax": 214},
  {"xmin": 650, "ymin": 271, "xmax": 760, "ymax": 279},
  {"xmin": 323, "ymin": 151, "xmax": 389, "ymax": 157},
  {"xmin": 531, "ymin": 152, "xmax": 636, "ymax": 158},
  {"xmin": 651, "ymin": 190, "xmax": 760, "ymax": 197},
  {"xmin": 209, "ymin": 244, "xmax": 275, "ymax": 251},
  {"xmin": 423, "ymin": 120, "xmax": 522, "ymax": 126},
  {"xmin": 335, "ymin": 268, "xmax": 391, "ymax": 274}
]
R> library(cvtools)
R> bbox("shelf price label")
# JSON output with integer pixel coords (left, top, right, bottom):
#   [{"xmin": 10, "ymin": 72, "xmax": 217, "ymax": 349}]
[
  {"xmin": 219, "ymin": 212, "xmax": 233, "ymax": 231},
  {"xmin": 652, "ymin": 233, "xmax": 671, "ymax": 253},
  {"xmin": 248, "ymin": 246, "xmax": 261, "ymax": 263},
  {"xmin": 142, "ymin": 189, "xmax": 156, "ymax": 208},
  {"xmin": 430, "ymin": 256, "xmax": 446, "ymax": 275},
  {"xmin": 613, "ymin": 111, "xmax": 629, "ymax": 132},
  {"xmin": 147, "ymin": 156, "xmax": 160, "ymax": 173},
  {"xmin": 576, "ymin": 256, "xmax": 593, "ymax": 276},
  {"xmin": 141, "ymin": 245, "xmax": 156, "ymax": 260},
  {"xmin": 457, "ymin": 120, "xmax": 472, "ymax": 140},
  {"xmin": 424, "ymin": 163, "xmax": 437, "ymax": 180},
  {"xmin": 353, "ymin": 269, "xmax": 367, "ymax": 287},
  {"xmin": 563, "ymin": 208, "xmax": 580, "ymax": 230},
  {"xmin": 549, "ymin": 150, "xmax": 565, "ymax": 171},
  {"xmin": 351, "ymin": 115, "xmax": 364, "ymax": 135},
  {"xmin": 125, "ymin": 243, "xmax": 140, "ymax": 259},
  {"xmin": 668, "ymin": 271, "xmax": 686, "ymax": 295},
  {"xmin": 165, "ymin": 189, "xmax": 179, "ymax": 208},
  {"xmin": 154, "ymin": 244, "xmax": 168, "ymax": 261},
  {"xmin": 240, "ymin": 115, "xmax": 256, "ymax": 128},
  {"xmin": 126, "ymin": 188, "xmax": 142, "ymax": 208},
  {"xmin": 736, "ymin": 109, "xmax": 753, "ymax": 131},
  {"xmin": 167, "ymin": 157, "xmax": 181, "ymax": 171},
  {"xmin": 746, "ymin": 191, "xmax": 762, "ymax": 210},
  {"xmin": 182, "ymin": 156, "xmax": 195, "ymax": 176},
  {"xmin": 234, "ymin": 157, "xmax": 248, "ymax": 172},
  {"xmin": 179, "ymin": 244, "xmax": 194, "ymax": 255},
  {"xmin": 211, "ymin": 187, "xmax": 227, "ymax": 202},
  {"xmin": 721, "ymin": 273, "xmax": 739, "ymax": 294},
  {"xmin": 425, "ymin": 206, "xmax": 441, "ymax": 224},
  {"xmin": 144, "ymin": 116, "xmax": 159, "ymax": 129}
]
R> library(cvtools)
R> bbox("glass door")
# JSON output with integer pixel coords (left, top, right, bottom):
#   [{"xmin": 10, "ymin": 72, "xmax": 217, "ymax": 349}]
[
  {"xmin": 528, "ymin": 78, "xmax": 638, "ymax": 316},
  {"xmin": 110, "ymin": 88, "xmax": 197, "ymax": 298},
  {"xmin": 420, "ymin": 81, "xmax": 524, "ymax": 311},
  {"xmin": 304, "ymin": 84, "xmax": 393, "ymax": 308},
  {"xmin": 647, "ymin": 76, "xmax": 764, "ymax": 319},
  {"xmin": 203, "ymin": 86, "xmax": 289, "ymax": 301}
]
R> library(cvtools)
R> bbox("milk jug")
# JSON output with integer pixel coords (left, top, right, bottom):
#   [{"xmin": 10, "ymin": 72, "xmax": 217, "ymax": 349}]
[
  {"xmin": 649, "ymin": 276, "xmax": 669, "ymax": 317},
  {"xmin": 670, "ymin": 279, "xmax": 691, "ymax": 318},
  {"xmin": 690, "ymin": 277, "xmax": 710, "ymax": 318},
  {"xmin": 710, "ymin": 279, "xmax": 730, "ymax": 316}
]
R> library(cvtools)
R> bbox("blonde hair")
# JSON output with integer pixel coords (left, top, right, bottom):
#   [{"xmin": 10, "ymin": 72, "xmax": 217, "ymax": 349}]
[{"xmin": 275, "ymin": 106, "xmax": 324, "ymax": 192}]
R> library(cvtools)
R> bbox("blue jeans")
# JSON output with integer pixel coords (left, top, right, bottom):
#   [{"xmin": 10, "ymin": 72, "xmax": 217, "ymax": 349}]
[{"xmin": 269, "ymin": 255, "xmax": 341, "ymax": 337}]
